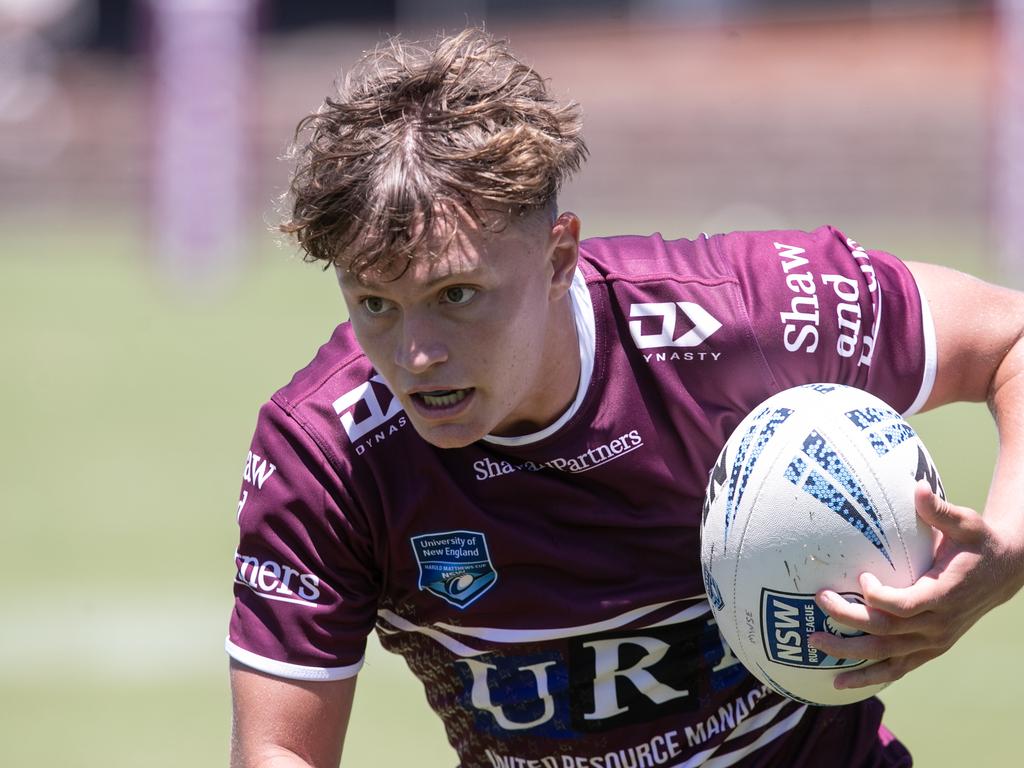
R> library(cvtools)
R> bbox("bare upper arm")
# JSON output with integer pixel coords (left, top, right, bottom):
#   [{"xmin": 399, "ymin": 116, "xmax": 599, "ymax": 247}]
[
  {"xmin": 907, "ymin": 261, "xmax": 1024, "ymax": 411},
  {"xmin": 230, "ymin": 659, "xmax": 358, "ymax": 768}
]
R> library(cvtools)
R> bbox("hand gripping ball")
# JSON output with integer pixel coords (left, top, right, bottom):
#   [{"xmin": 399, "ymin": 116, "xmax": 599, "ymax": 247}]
[{"xmin": 700, "ymin": 384, "xmax": 941, "ymax": 705}]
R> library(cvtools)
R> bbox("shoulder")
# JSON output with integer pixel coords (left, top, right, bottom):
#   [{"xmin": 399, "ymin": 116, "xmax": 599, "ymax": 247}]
[
  {"xmin": 271, "ymin": 322, "xmax": 370, "ymax": 415},
  {"xmin": 577, "ymin": 225, "xmax": 910, "ymax": 307},
  {"xmin": 579, "ymin": 231, "xmax": 732, "ymax": 286},
  {"xmin": 577, "ymin": 226, "xmax": 875, "ymax": 288},
  {"xmin": 258, "ymin": 322, "xmax": 417, "ymax": 473},
  {"xmin": 579, "ymin": 226, "xmax": 871, "ymax": 270}
]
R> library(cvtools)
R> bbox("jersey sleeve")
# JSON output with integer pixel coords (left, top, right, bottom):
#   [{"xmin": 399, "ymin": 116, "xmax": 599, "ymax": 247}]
[
  {"xmin": 716, "ymin": 226, "xmax": 936, "ymax": 415},
  {"xmin": 226, "ymin": 399, "xmax": 380, "ymax": 681}
]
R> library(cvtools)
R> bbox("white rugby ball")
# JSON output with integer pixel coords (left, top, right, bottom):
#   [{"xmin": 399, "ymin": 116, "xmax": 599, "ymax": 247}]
[{"xmin": 700, "ymin": 383, "xmax": 941, "ymax": 706}]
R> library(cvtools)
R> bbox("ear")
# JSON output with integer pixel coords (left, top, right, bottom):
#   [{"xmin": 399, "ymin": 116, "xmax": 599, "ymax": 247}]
[{"xmin": 547, "ymin": 212, "xmax": 581, "ymax": 300}]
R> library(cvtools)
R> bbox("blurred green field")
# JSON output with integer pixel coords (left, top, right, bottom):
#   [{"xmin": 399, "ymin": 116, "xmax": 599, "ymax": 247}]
[{"xmin": 1, "ymin": 220, "xmax": 1020, "ymax": 767}]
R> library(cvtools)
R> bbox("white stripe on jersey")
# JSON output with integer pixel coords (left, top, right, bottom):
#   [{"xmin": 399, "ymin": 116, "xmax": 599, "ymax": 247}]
[
  {"xmin": 376, "ymin": 610, "xmax": 488, "ymax": 657},
  {"xmin": 697, "ymin": 705, "xmax": 807, "ymax": 768},
  {"xmin": 663, "ymin": 702, "xmax": 805, "ymax": 768},
  {"xmin": 424, "ymin": 596, "xmax": 709, "ymax": 644},
  {"xmin": 724, "ymin": 699, "xmax": 789, "ymax": 742},
  {"xmin": 643, "ymin": 600, "xmax": 713, "ymax": 629}
]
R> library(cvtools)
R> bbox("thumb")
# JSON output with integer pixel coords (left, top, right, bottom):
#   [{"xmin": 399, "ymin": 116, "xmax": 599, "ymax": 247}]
[{"xmin": 913, "ymin": 480, "xmax": 985, "ymax": 546}]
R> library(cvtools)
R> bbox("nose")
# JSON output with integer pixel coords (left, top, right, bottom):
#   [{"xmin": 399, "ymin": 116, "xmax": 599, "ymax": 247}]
[{"xmin": 394, "ymin": 308, "xmax": 448, "ymax": 374}]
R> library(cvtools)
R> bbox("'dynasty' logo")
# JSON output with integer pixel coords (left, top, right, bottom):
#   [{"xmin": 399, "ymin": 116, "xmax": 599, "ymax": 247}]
[
  {"xmin": 628, "ymin": 301, "xmax": 722, "ymax": 350},
  {"xmin": 411, "ymin": 530, "xmax": 496, "ymax": 609}
]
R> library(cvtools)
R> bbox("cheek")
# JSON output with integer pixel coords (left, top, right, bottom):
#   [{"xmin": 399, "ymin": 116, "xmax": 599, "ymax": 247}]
[
  {"xmin": 488, "ymin": 317, "xmax": 545, "ymax": 389},
  {"xmin": 350, "ymin": 323, "xmax": 392, "ymax": 372}
]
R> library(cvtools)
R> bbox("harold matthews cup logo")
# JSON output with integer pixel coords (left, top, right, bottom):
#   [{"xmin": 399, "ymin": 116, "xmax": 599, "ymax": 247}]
[
  {"xmin": 411, "ymin": 530, "xmax": 497, "ymax": 609},
  {"xmin": 628, "ymin": 302, "xmax": 722, "ymax": 349}
]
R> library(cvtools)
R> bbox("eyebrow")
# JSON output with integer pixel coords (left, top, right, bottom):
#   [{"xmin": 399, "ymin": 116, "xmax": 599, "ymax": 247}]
[
  {"xmin": 421, "ymin": 267, "xmax": 487, "ymax": 289},
  {"xmin": 346, "ymin": 266, "xmax": 489, "ymax": 292}
]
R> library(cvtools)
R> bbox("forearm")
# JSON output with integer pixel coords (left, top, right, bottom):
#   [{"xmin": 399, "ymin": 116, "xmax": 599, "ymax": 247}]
[
  {"xmin": 983, "ymin": 331, "xmax": 1024, "ymax": 600},
  {"xmin": 231, "ymin": 718, "xmax": 344, "ymax": 768},
  {"xmin": 229, "ymin": 662, "xmax": 354, "ymax": 768},
  {"xmin": 232, "ymin": 747, "xmax": 319, "ymax": 768},
  {"xmin": 907, "ymin": 261, "xmax": 1024, "ymax": 590}
]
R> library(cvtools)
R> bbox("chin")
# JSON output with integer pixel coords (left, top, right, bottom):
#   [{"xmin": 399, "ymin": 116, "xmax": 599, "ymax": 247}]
[{"xmin": 410, "ymin": 420, "xmax": 488, "ymax": 450}]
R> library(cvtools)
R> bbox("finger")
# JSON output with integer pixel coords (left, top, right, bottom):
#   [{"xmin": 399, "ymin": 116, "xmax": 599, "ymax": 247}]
[
  {"xmin": 913, "ymin": 480, "xmax": 986, "ymax": 546},
  {"xmin": 815, "ymin": 589, "xmax": 872, "ymax": 629},
  {"xmin": 807, "ymin": 629, "xmax": 922, "ymax": 662},
  {"xmin": 831, "ymin": 650, "xmax": 934, "ymax": 690},
  {"xmin": 833, "ymin": 659, "xmax": 900, "ymax": 690},
  {"xmin": 857, "ymin": 571, "xmax": 936, "ymax": 619},
  {"xmin": 815, "ymin": 582, "xmax": 923, "ymax": 632}
]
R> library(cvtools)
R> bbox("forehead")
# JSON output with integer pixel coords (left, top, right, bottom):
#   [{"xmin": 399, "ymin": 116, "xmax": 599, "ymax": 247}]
[{"xmin": 340, "ymin": 207, "xmax": 547, "ymax": 291}]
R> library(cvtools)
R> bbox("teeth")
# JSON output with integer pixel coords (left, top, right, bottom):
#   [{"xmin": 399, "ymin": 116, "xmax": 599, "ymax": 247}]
[{"xmin": 420, "ymin": 390, "xmax": 467, "ymax": 408}]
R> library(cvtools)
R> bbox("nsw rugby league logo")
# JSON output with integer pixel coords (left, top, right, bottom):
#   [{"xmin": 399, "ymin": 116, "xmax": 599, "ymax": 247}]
[{"xmin": 411, "ymin": 530, "xmax": 497, "ymax": 609}]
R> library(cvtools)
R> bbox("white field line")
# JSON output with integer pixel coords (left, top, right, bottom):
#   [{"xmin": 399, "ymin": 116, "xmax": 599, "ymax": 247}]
[{"xmin": 0, "ymin": 596, "xmax": 406, "ymax": 682}]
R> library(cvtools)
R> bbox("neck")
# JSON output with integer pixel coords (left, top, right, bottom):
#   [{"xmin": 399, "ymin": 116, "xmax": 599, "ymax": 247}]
[
  {"xmin": 491, "ymin": 290, "xmax": 581, "ymax": 437},
  {"xmin": 543, "ymin": 291, "xmax": 583, "ymax": 417}
]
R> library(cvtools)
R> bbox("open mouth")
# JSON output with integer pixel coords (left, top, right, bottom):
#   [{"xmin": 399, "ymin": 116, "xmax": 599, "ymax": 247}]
[{"xmin": 413, "ymin": 389, "xmax": 472, "ymax": 409}]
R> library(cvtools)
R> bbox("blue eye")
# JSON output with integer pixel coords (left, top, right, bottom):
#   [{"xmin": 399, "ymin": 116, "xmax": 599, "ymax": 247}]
[
  {"xmin": 362, "ymin": 296, "xmax": 393, "ymax": 315},
  {"xmin": 442, "ymin": 286, "xmax": 477, "ymax": 305}
]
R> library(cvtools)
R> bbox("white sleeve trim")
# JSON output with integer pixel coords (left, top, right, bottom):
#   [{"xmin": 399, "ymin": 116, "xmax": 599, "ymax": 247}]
[
  {"xmin": 225, "ymin": 638, "xmax": 363, "ymax": 681},
  {"xmin": 903, "ymin": 278, "xmax": 938, "ymax": 417}
]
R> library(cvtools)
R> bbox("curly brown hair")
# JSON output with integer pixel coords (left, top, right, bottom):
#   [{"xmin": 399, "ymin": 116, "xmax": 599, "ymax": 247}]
[{"xmin": 279, "ymin": 28, "xmax": 588, "ymax": 279}]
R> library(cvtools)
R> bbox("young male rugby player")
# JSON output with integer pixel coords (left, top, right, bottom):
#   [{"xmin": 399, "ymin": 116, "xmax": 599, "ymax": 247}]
[{"xmin": 228, "ymin": 29, "xmax": 1024, "ymax": 768}]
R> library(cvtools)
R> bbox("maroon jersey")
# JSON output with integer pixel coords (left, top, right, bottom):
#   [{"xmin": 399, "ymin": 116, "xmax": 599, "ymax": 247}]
[{"xmin": 228, "ymin": 227, "xmax": 930, "ymax": 767}]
